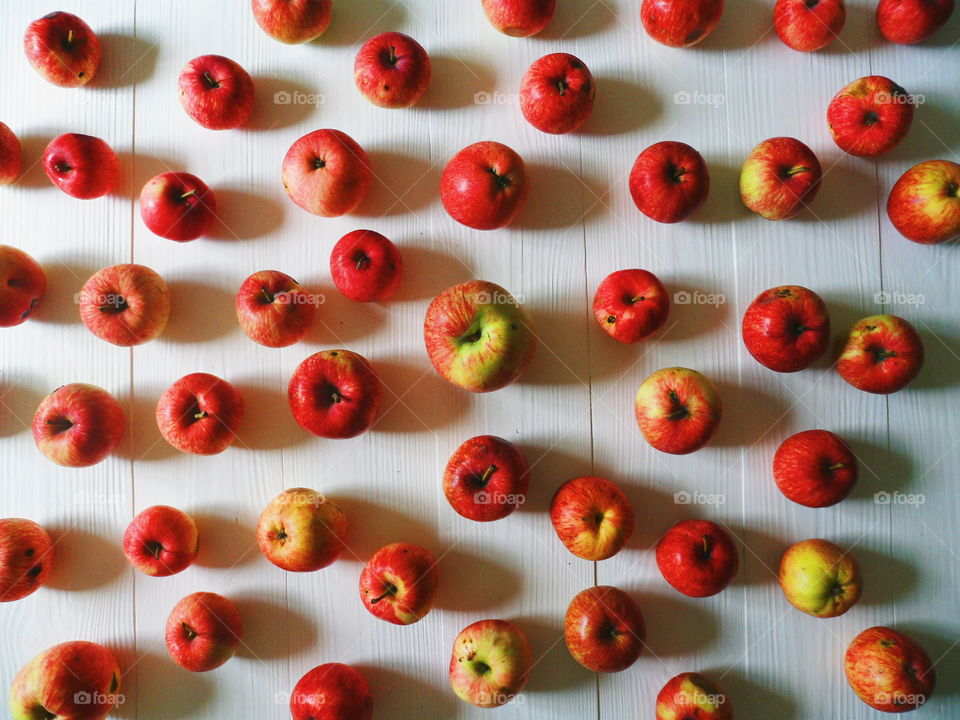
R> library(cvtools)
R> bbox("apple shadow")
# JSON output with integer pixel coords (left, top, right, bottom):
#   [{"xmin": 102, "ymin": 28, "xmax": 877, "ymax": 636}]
[
  {"xmin": 209, "ymin": 189, "xmax": 285, "ymax": 241},
  {"xmin": 583, "ymin": 77, "xmax": 662, "ymax": 136},
  {"xmin": 696, "ymin": 0, "xmax": 772, "ymax": 51},
  {"xmin": 232, "ymin": 380, "xmax": 310, "ymax": 451},
  {"xmin": 162, "ymin": 279, "xmax": 237, "ymax": 344},
  {"xmin": 116, "ymin": 387, "xmax": 179, "ymax": 463},
  {"xmin": 420, "ymin": 56, "xmax": 496, "ymax": 110},
  {"xmin": 389, "ymin": 244, "xmax": 473, "ymax": 303},
  {"xmin": 720, "ymin": 522, "xmax": 785, "ymax": 588},
  {"xmin": 819, "ymin": 1, "xmax": 880, "ymax": 55},
  {"xmin": 12, "ymin": 134, "xmax": 53, "ymax": 189},
  {"xmin": 622, "ymin": 588, "xmax": 720, "ymax": 657},
  {"xmin": 45, "ymin": 526, "xmax": 127, "ymax": 591},
  {"xmin": 845, "ymin": 436, "xmax": 916, "ymax": 498},
  {"xmin": 308, "ymin": 285, "xmax": 387, "ymax": 344},
  {"xmin": 535, "ymin": 0, "xmax": 617, "ymax": 40},
  {"xmin": 319, "ymin": 0, "xmax": 406, "ymax": 46},
  {"xmin": 192, "ymin": 510, "xmax": 258, "ymax": 570},
  {"xmin": 513, "ymin": 445, "xmax": 595, "ymax": 514},
  {"xmin": 850, "ymin": 544, "xmax": 919, "ymax": 606},
  {"xmin": 659, "ymin": 274, "xmax": 734, "ymax": 340},
  {"xmin": 919, "ymin": 3, "xmax": 960, "ymax": 46},
  {"xmin": 907, "ymin": 320, "xmax": 960, "ymax": 391},
  {"xmin": 514, "ymin": 163, "xmax": 600, "ymax": 230},
  {"xmin": 710, "ymin": 382, "xmax": 790, "ymax": 449},
  {"xmin": 886, "ymin": 101, "xmax": 960, "ymax": 164},
  {"xmin": 794, "ymin": 159, "xmax": 874, "ymax": 223},
  {"xmin": 895, "ymin": 624, "xmax": 960, "ymax": 700},
  {"xmin": 690, "ymin": 160, "xmax": 745, "ymax": 225},
  {"xmin": 709, "ymin": 666, "xmax": 800, "ymax": 720},
  {"xmin": 510, "ymin": 615, "xmax": 594, "ymax": 694},
  {"xmin": 29, "ymin": 260, "xmax": 93, "ymax": 325},
  {"xmin": 619, "ymin": 484, "xmax": 693, "ymax": 550},
  {"xmin": 374, "ymin": 359, "xmax": 471, "ymax": 433},
  {"xmin": 246, "ymin": 76, "xmax": 321, "ymax": 130},
  {"xmin": 89, "ymin": 33, "xmax": 159, "ymax": 88},
  {"xmin": 233, "ymin": 596, "xmax": 318, "ymax": 660},
  {"xmin": 117, "ymin": 151, "xmax": 184, "ymax": 200},
  {"xmin": 123, "ymin": 650, "xmax": 215, "ymax": 720},
  {"xmin": 332, "ymin": 497, "xmax": 438, "ymax": 561},
  {"xmin": 355, "ymin": 149, "xmax": 437, "ymax": 217},
  {"xmin": 516, "ymin": 309, "xmax": 593, "ymax": 387},
  {"xmin": 0, "ymin": 378, "xmax": 43, "ymax": 437},
  {"xmin": 435, "ymin": 547, "xmax": 522, "ymax": 612},
  {"xmin": 354, "ymin": 664, "xmax": 460, "ymax": 720}
]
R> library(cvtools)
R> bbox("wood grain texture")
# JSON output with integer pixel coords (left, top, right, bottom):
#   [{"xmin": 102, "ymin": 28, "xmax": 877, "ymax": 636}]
[{"xmin": 0, "ymin": 1, "xmax": 958, "ymax": 719}]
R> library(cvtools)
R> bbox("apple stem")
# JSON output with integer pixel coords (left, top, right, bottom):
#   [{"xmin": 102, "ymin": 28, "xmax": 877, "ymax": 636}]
[
  {"xmin": 330, "ymin": 391, "xmax": 342, "ymax": 404},
  {"xmin": 66, "ymin": 29, "xmax": 75, "ymax": 46},
  {"xmin": 487, "ymin": 167, "xmax": 512, "ymax": 190},
  {"xmin": 182, "ymin": 622, "xmax": 197, "ymax": 640},
  {"xmin": 54, "ymin": 160, "xmax": 72, "ymax": 174},
  {"xmin": 194, "ymin": 411, "xmax": 208, "ymax": 420},
  {"xmin": 45, "ymin": 417, "xmax": 73, "ymax": 432},
  {"xmin": 667, "ymin": 391, "xmax": 689, "ymax": 421},
  {"xmin": 202, "ymin": 71, "xmax": 221, "ymax": 89},
  {"xmin": 556, "ymin": 78, "xmax": 568, "ymax": 96},
  {"xmin": 785, "ymin": 166, "xmax": 810, "ymax": 177},
  {"xmin": 479, "ymin": 464, "xmax": 498, "ymax": 486},
  {"xmin": 828, "ymin": 462, "xmax": 846, "ymax": 471},
  {"xmin": 148, "ymin": 542, "xmax": 162, "ymax": 559},
  {"xmin": 629, "ymin": 295, "xmax": 646, "ymax": 304},
  {"xmin": 99, "ymin": 298, "xmax": 128, "ymax": 313},
  {"xmin": 260, "ymin": 287, "xmax": 275, "ymax": 303},
  {"xmin": 948, "ymin": 182, "xmax": 958, "ymax": 198},
  {"xmin": 387, "ymin": 46, "xmax": 399, "ymax": 65},
  {"xmin": 701, "ymin": 535, "xmax": 713, "ymax": 557},
  {"xmin": 370, "ymin": 582, "xmax": 397, "ymax": 604},
  {"xmin": 180, "ymin": 189, "xmax": 196, "ymax": 201},
  {"xmin": 355, "ymin": 252, "xmax": 371, "ymax": 271}
]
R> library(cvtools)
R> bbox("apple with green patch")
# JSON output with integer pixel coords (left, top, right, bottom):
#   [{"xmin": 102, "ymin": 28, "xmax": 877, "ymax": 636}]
[
  {"xmin": 449, "ymin": 619, "xmax": 532, "ymax": 708},
  {"xmin": 779, "ymin": 539, "xmax": 862, "ymax": 618}
]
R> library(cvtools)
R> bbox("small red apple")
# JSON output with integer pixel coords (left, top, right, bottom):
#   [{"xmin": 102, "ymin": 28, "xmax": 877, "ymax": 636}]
[
  {"xmin": 740, "ymin": 137, "xmax": 822, "ymax": 220},
  {"xmin": 330, "ymin": 230, "xmax": 404, "ymax": 302},
  {"xmin": 550, "ymin": 476, "xmax": 635, "ymax": 561},
  {"xmin": 656, "ymin": 519, "xmax": 738, "ymax": 598},
  {"xmin": 837, "ymin": 314, "xmax": 923, "ymax": 394},
  {"xmin": 156, "ymin": 373, "xmax": 245, "ymax": 455},
  {"xmin": 257, "ymin": 488, "xmax": 348, "ymax": 572},
  {"xmin": 165, "ymin": 591, "xmax": 243, "ymax": 672},
  {"xmin": 252, "ymin": 0, "xmax": 333, "ymax": 44},
  {"xmin": 593, "ymin": 269, "xmax": 670, "ymax": 343},
  {"xmin": 0, "ymin": 518, "xmax": 55, "ymax": 602},
  {"xmin": 887, "ymin": 159, "xmax": 960, "ymax": 244},
  {"xmin": 179, "ymin": 55, "xmax": 255, "ymax": 130},
  {"xmin": 440, "ymin": 141, "xmax": 528, "ymax": 230},
  {"xmin": 845, "ymin": 626, "xmax": 935, "ymax": 712},
  {"xmin": 290, "ymin": 663, "xmax": 373, "ymax": 720},
  {"xmin": 78, "ymin": 264, "xmax": 171, "ymax": 346},
  {"xmin": 288, "ymin": 350, "xmax": 382, "ymax": 438},
  {"xmin": 282, "ymin": 129, "xmax": 372, "ymax": 218},
  {"xmin": 520, "ymin": 53, "xmax": 595, "ymax": 135},
  {"xmin": 630, "ymin": 141, "xmax": 710, "ymax": 223},
  {"xmin": 481, "ymin": 0, "xmax": 556, "ymax": 36},
  {"xmin": 635, "ymin": 367, "xmax": 722, "ymax": 455},
  {"xmin": 741, "ymin": 285, "xmax": 830, "ymax": 372},
  {"xmin": 139, "ymin": 171, "xmax": 217, "ymax": 242},
  {"xmin": 877, "ymin": 0, "xmax": 954, "ymax": 44},
  {"xmin": 443, "ymin": 435, "xmax": 530, "ymax": 522},
  {"xmin": 33, "ymin": 383, "xmax": 125, "ymax": 468},
  {"xmin": 354, "ymin": 32, "xmax": 431, "ymax": 109},
  {"xmin": 42, "ymin": 133, "xmax": 120, "ymax": 199},
  {"xmin": 775, "ymin": 0, "xmax": 846, "ymax": 52},
  {"xmin": 0, "ymin": 245, "xmax": 46, "ymax": 327},
  {"xmin": 827, "ymin": 76, "xmax": 915, "ymax": 157},
  {"xmin": 359, "ymin": 542, "xmax": 439, "ymax": 625},
  {"xmin": 24, "ymin": 12, "xmax": 101, "ymax": 88},
  {"xmin": 0, "ymin": 122, "xmax": 23, "ymax": 185},
  {"xmin": 123, "ymin": 505, "xmax": 199, "ymax": 577},
  {"xmin": 564, "ymin": 585, "xmax": 646, "ymax": 673},
  {"xmin": 641, "ymin": 0, "xmax": 725, "ymax": 47},
  {"xmin": 774, "ymin": 430, "xmax": 858, "ymax": 508},
  {"xmin": 236, "ymin": 270, "xmax": 317, "ymax": 347},
  {"xmin": 656, "ymin": 672, "xmax": 732, "ymax": 719}
]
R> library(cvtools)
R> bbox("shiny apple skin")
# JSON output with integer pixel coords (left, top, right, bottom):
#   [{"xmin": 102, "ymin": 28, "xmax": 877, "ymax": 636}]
[
  {"xmin": 178, "ymin": 55, "xmax": 255, "ymax": 130},
  {"xmin": 156, "ymin": 373, "xmax": 245, "ymax": 455},
  {"xmin": 877, "ymin": 0, "xmax": 954, "ymax": 44},
  {"xmin": 520, "ymin": 53, "xmax": 595, "ymax": 135},
  {"xmin": 630, "ymin": 141, "xmax": 710, "ymax": 223},
  {"xmin": 443, "ymin": 435, "xmax": 530, "ymax": 521},
  {"xmin": 775, "ymin": 0, "xmax": 846, "ymax": 52},
  {"xmin": 740, "ymin": 137, "xmax": 822, "ymax": 220},
  {"xmin": 165, "ymin": 591, "xmax": 243, "ymax": 672},
  {"xmin": 550, "ymin": 476, "xmax": 635, "ymax": 561},
  {"xmin": 887, "ymin": 159, "xmax": 960, "ymax": 244},
  {"xmin": 449, "ymin": 619, "xmax": 532, "ymax": 708},
  {"xmin": 564, "ymin": 585, "xmax": 646, "ymax": 672},
  {"xmin": 656, "ymin": 519, "xmax": 738, "ymax": 598},
  {"xmin": 593, "ymin": 269, "xmax": 670, "ymax": 343},
  {"xmin": 79, "ymin": 264, "xmax": 170, "ymax": 346},
  {"xmin": 656, "ymin": 672, "xmax": 733, "ymax": 720},
  {"xmin": 330, "ymin": 229, "xmax": 404, "ymax": 302},
  {"xmin": 24, "ymin": 11, "xmax": 101, "ymax": 87},
  {"xmin": 282, "ymin": 129, "xmax": 372, "ymax": 217},
  {"xmin": 827, "ymin": 76, "xmax": 915, "ymax": 157},
  {"xmin": 440, "ymin": 141, "xmax": 529, "ymax": 230},
  {"xmin": 635, "ymin": 367, "xmax": 722, "ymax": 454},
  {"xmin": 42, "ymin": 133, "xmax": 120, "ymax": 199},
  {"xmin": 0, "ymin": 518, "xmax": 55, "ymax": 602},
  {"xmin": 0, "ymin": 122, "xmax": 22, "ymax": 185},
  {"xmin": 354, "ymin": 32, "xmax": 431, "ymax": 109},
  {"xmin": 844, "ymin": 626, "xmax": 935, "ymax": 712},
  {"xmin": 0, "ymin": 245, "xmax": 46, "ymax": 327},
  {"xmin": 256, "ymin": 488, "xmax": 348, "ymax": 572},
  {"xmin": 774, "ymin": 429, "xmax": 858, "ymax": 507},
  {"xmin": 139, "ymin": 171, "xmax": 217, "ymax": 242},
  {"xmin": 836, "ymin": 314, "xmax": 924, "ymax": 394},
  {"xmin": 481, "ymin": 0, "xmax": 556, "ymax": 37},
  {"xmin": 641, "ymin": 0, "xmax": 725, "ymax": 47},
  {"xmin": 252, "ymin": 0, "xmax": 333, "ymax": 44},
  {"xmin": 288, "ymin": 350, "xmax": 382, "ymax": 438},
  {"xmin": 236, "ymin": 270, "xmax": 316, "ymax": 347},
  {"xmin": 290, "ymin": 663, "xmax": 373, "ymax": 720},
  {"xmin": 741, "ymin": 285, "xmax": 830, "ymax": 372},
  {"xmin": 359, "ymin": 542, "xmax": 439, "ymax": 625},
  {"xmin": 32, "ymin": 383, "xmax": 125, "ymax": 467},
  {"xmin": 123, "ymin": 505, "xmax": 199, "ymax": 577},
  {"xmin": 779, "ymin": 538, "xmax": 862, "ymax": 618}
]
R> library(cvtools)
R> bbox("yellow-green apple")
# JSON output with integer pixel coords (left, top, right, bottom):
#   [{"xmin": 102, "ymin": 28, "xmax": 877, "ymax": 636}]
[
  {"xmin": 33, "ymin": 384, "xmax": 125, "ymax": 467},
  {"xmin": 845, "ymin": 626, "xmax": 935, "ymax": 712},
  {"xmin": 440, "ymin": 142, "xmax": 528, "ymax": 230},
  {"xmin": 520, "ymin": 53, "xmax": 595, "ymax": 135},
  {"xmin": 78, "ymin": 264, "xmax": 170, "ymax": 346},
  {"xmin": 139, "ymin": 171, "xmax": 217, "ymax": 242},
  {"xmin": 165, "ymin": 592, "xmax": 242, "ymax": 672},
  {"xmin": 0, "ymin": 518, "xmax": 54, "ymax": 602},
  {"xmin": 564, "ymin": 586, "xmax": 646, "ymax": 673},
  {"xmin": 779, "ymin": 538, "xmax": 861, "ymax": 618},
  {"xmin": 837, "ymin": 314, "xmax": 923, "ymax": 394},
  {"xmin": 444, "ymin": 435, "xmax": 529, "ymax": 521},
  {"xmin": 123, "ymin": 505, "xmax": 199, "ymax": 577},
  {"xmin": 0, "ymin": 122, "xmax": 23, "ymax": 185},
  {"xmin": 593, "ymin": 268, "xmax": 670, "ymax": 343},
  {"xmin": 42, "ymin": 133, "xmax": 119, "ymax": 199},
  {"xmin": 878, "ymin": 0, "xmax": 954, "ymax": 44},
  {"xmin": 740, "ymin": 137, "xmax": 822, "ymax": 220},
  {"xmin": 23, "ymin": 12, "xmax": 100, "ymax": 88},
  {"xmin": 449, "ymin": 619, "xmax": 532, "ymax": 708},
  {"xmin": 156, "ymin": 373, "xmax": 244, "ymax": 455},
  {"xmin": 330, "ymin": 229, "xmax": 404, "ymax": 302},
  {"xmin": 354, "ymin": 32, "xmax": 431, "ymax": 109},
  {"xmin": 282, "ymin": 129, "xmax": 372, "ymax": 217},
  {"xmin": 742, "ymin": 285, "xmax": 830, "ymax": 372},
  {"xmin": 635, "ymin": 367, "xmax": 722, "ymax": 454},
  {"xmin": 887, "ymin": 159, "xmax": 960, "ymax": 244},
  {"xmin": 641, "ymin": 0, "xmax": 725, "ymax": 47},
  {"xmin": 179, "ymin": 55, "xmax": 255, "ymax": 130},
  {"xmin": 827, "ymin": 76, "xmax": 914, "ymax": 157},
  {"xmin": 288, "ymin": 350, "xmax": 382, "ymax": 438},
  {"xmin": 482, "ymin": 0, "xmax": 556, "ymax": 36},
  {"xmin": 236, "ymin": 270, "xmax": 316, "ymax": 347},
  {"xmin": 0, "ymin": 245, "xmax": 46, "ymax": 327},
  {"xmin": 9, "ymin": 641, "xmax": 121, "ymax": 720},
  {"xmin": 774, "ymin": 429, "xmax": 857, "ymax": 507},
  {"xmin": 290, "ymin": 663, "xmax": 373, "ymax": 720},
  {"xmin": 630, "ymin": 141, "xmax": 710, "ymax": 223},
  {"xmin": 424, "ymin": 280, "xmax": 536, "ymax": 392},
  {"xmin": 656, "ymin": 672, "xmax": 732, "ymax": 720},
  {"xmin": 359, "ymin": 542, "xmax": 439, "ymax": 625},
  {"xmin": 775, "ymin": 0, "xmax": 846, "ymax": 51},
  {"xmin": 256, "ymin": 487, "xmax": 348, "ymax": 571},
  {"xmin": 656, "ymin": 519, "xmax": 738, "ymax": 598},
  {"xmin": 252, "ymin": 0, "xmax": 333, "ymax": 44},
  {"xmin": 550, "ymin": 476, "xmax": 635, "ymax": 561}
]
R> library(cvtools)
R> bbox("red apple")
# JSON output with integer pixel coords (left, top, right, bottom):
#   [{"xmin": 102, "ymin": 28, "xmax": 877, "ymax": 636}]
[
  {"xmin": 774, "ymin": 430, "xmax": 858, "ymax": 508},
  {"xmin": 635, "ymin": 367, "xmax": 722, "ymax": 455},
  {"xmin": 779, "ymin": 539, "xmax": 862, "ymax": 617},
  {"xmin": 33, "ymin": 383, "xmax": 125, "ymax": 468},
  {"xmin": 139, "ymin": 171, "xmax": 217, "ymax": 242},
  {"xmin": 440, "ymin": 141, "xmax": 528, "ymax": 230},
  {"xmin": 550, "ymin": 476, "xmax": 635, "ymax": 561},
  {"xmin": 845, "ymin": 626, "xmax": 935, "ymax": 712},
  {"xmin": 837, "ymin": 314, "xmax": 923, "ymax": 394},
  {"xmin": 23, "ymin": 12, "xmax": 101, "ymax": 88},
  {"xmin": 564, "ymin": 585, "xmax": 646, "ymax": 673},
  {"xmin": 236, "ymin": 270, "xmax": 317, "ymax": 347},
  {"xmin": 290, "ymin": 663, "xmax": 373, "ymax": 720},
  {"xmin": 424, "ymin": 280, "xmax": 536, "ymax": 392},
  {"xmin": 741, "ymin": 285, "xmax": 830, "ymax": 372},
  {"xmin": 288, "ymin": 350, "xmax": 382, "ymax": 438},
  {"xmin": 42, "ymin": 133, "xmax": 119, "ymax": 199},
  {"xmin": 887, "ymin": 159, "xmax": 960, "ymax": 244},
  {"xmin": 630, "ymin": 141, "xmax": 710, "ymax": 223},
  {"xmin": 359, "ymin": 542, "xmax": 439, "ymax": 625},
  {"xmin": 656, "ymin": 519, "xmax": 738, "ymax": 598},
  {"xmin": 444, "ymin": 435, "xmax": 530, "ymax": 522},
  {"xmin": 256, "ymin": 487, "xmax": 348, "ymax": 572},
  {"xmin": 656, "ymin": 672, "xmax": 732, "ymax": 720},
  {"xmin": 641, "ymin": 0, "xmax": 725, "ymax": 47},
  {"xmin": 0, "ymin": 245, "xmax": 46, "ymax": 327},
  {"xmin": 78, "ymin": 264, "xmax": 170, "ymax": 346},
  {"xmin": 156, "ymin": 373, "xmax": 245, "ymax": 455},
  {"xmin": 593, "ymin": 269, "xmax": 670, "ymax": 343},
  {"xmin": 878, "ymin": 0, "xmax": 954, "ymax": 44},
  {"xmin": 520, "ymin": 53, "xmax": 595, "ymax": 135},
  {"xmin": 0, "ymin": 122, "xmax": 23, "ymax": 185},
  {"xmin": 282, "ymin": 129, "xmax": 372, "ymax": 217},
  {"xmin": 330, "ymin": 229, "xmax": 404, "ymax": 302},
  {"xmin": 9, "ymin": 641, "xmax": 121, "ymax": 720},
  {"xmin": 481, "ymin": 0, "xmax": 556, "ymax": 36},
  {"xmin": 253, "ymin": 0, "xmax": 333, "ymax": 44},
  {"xmin": 165, "ymin": 591, "xmax": 242, "ymax": 672},
  {"xmin": 178, "ymin": 55, "xmax": 255, "ymax": 130},
  {"xmin": 775, "ymin": 0, "xmax": 846, "ymax": 52},
  {"xmin": 827, "ymin": 76, "xmax": 915, "ymax": 157},
  {"xmin": 449, "ymin": 619, "xmax": 532, "ymax": 708},
  {"xmin": 0, "ymin": 518, "xmax": 55, "ymax": 602},
  {"xmin": 740, "ymin": 136, "xmax": 822, "ymax": 220},
  {"xmin": 123, "ymin": 505, "xmax": 199, "ymax": 577},
  {"xmin": 354, "ymin": 32, "xmax": 431, "ymax": 109}
]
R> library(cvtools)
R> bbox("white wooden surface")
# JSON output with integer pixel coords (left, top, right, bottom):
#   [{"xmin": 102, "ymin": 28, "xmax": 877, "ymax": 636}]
[{"xmin": 1, "ymin": 1, "xmax": 958, "ymax": 718}]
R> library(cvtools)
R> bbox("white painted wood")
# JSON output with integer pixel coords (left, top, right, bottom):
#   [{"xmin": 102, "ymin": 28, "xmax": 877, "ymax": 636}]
[{"xmin": 1, "ymin": 1, "xmax": 958, "ymax": 719}]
